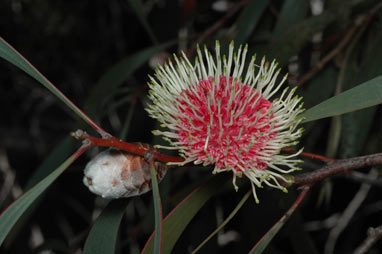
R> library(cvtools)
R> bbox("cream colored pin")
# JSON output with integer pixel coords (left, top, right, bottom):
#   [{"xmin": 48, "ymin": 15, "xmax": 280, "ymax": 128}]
[{"xmin": 83, "ymin": 145, "xmax": 167, "ymax": 199}]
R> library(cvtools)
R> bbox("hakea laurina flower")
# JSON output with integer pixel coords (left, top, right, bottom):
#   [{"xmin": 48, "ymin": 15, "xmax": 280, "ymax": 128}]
[{"xmin": 146, "ymin": 41, "xmax": 304, "ymax": 203}]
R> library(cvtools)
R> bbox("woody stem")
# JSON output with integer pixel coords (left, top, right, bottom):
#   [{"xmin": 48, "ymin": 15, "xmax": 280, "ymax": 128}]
[
  {"xmin": 291, "ymin": 153, "xmax": 382, "ymax": 186},
  {"xmin": 70, "ymin": 129, "xmax": 184, "ymax": 164}
]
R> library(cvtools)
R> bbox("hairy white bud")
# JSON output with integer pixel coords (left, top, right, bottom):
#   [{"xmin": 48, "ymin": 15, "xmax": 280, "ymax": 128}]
[{"xmin": 83, "ymin": 149, "xmax": 167, "ymax": 199}]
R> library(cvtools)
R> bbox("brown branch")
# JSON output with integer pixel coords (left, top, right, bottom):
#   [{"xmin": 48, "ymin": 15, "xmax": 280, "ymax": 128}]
[
  {"xmin": 70, "ymin": 129, "xmax": 184, "ymax": 164},
  {"xmin": 298, "ymin": 3, "xmax": 381, "ymax": 86},
  {"xmin": 325, "ymin": 168, "xmax": 378, "ymax": 254},
  {"xmin": 283, "ymin": 147, "xmax": 336, "ymax": 163},
  {"xmin": 249, "ymin": 184, "xmax": 311, "ymax": 252},
  {"xmin": 354, "ymin": 225, "xmax": 382, "ymax": 254},
  {"xmin": 298, "ymin": 25, "xmax": 358, "ymax": 86},
  {"xmin": 290, "ymin": 153, "xmax": 382, "ymax": 186},
  {"xmin": 71, "ymin": 129, "xmax": 381, "ymax": 186}
]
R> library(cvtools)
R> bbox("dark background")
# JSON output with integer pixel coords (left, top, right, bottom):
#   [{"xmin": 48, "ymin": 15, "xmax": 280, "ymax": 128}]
[{"xmin": 1, "ymin": 0, "xmax": 382, "ymax": 253}]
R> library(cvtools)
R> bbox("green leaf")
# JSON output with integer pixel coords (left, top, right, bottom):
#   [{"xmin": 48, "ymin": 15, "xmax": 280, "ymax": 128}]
[
  {"xmin": 249, "ymin": 187, "xmax": 310, "ymax": 253},
  {"xmin": 0, "ymin": 146, "xmax": 88, "ymax": 246},
  {"xmin": 234, "ymin": 0, "xmax": 270, "ymax": 45},
  {"xmin": 127, "ymin": 0, "xmax": 158, "ymax": 44},
  {"xmin": 142, "ymin": 173, "xmax": 230, "ymax": 254},
  {"xmin": 84, "ymin": 40, "xmax": 175, "ymax": 119},
  {"xmin": 301, "ymin": 76, "xmax": 382, "ymax": 123},
  {"xmin": 83, "ymin": 199, "xmax": 129, "ymax": 254},
  {"xmin": 3, "ymin": 137, "xmax": 75, "ymax": 247},
  {"xmin": 25, "ymin": 137, "xmax": 75, "ymax": 190},
  {"xmin": 82, "ymin": 165, "xmax": 164, "ymax": 254},
  {"xmin": 150, "ymin": 165, "xmax": 163, "ymax": 253},
  {"xmin": 298, "ymin": 65, "xmax": 337, "ymax": 152},
  {"xmin": 272, "ymin": 0, "xmax": 309, "ymax": 39},
  {"xmin": 340, "ymin": 31, "xmax": 382, "ymax": 158},
  {"xmin": 325, "ymin": 23, "xmax": 364, "ymax": 158},
  {"xmin": 0, "ymin": 37, "xmax": 101, "ymax": 131},
  {"xmin": 192, "ymin": 190, "xmax": 251, "ymax": 253}
]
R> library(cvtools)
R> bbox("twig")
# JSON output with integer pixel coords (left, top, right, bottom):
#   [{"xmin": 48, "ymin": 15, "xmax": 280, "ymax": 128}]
[
  {"xmin": 304, "ymin": 213, "xmax": 340, "ymax": 232},
  {"xmin": 70, "ymin": 129, "xmax": 184, "ymax": 164},
  {"xmin": 146, "ymin": 150, "xmax": 163, "ymax": 254},
  {"xmin": 298, "ymin": 3, "xmax": 382, "ymax": 86},
  {"xmin": 324, "ymin": 168, "xmax": 378, "ymax": 254},
  {"xmin": 350, "ymin": 171, "xmax": 382, "ymax": 187},
  {"xmin": 291, "ymin": 153, "xmax": 382, "ymax": 186},
  {"xmin": 283, "ymin": 147, "xmax": 336, "ymax": 163},
  {"xmin": 298, "ymin": 25, "xmax": 358, "ymax": 86},
  {"xmin": 354, "ymin": 225, "xmax": 382, "ymax": 254},
  {"xmin": 185, "ymin": 0, "xmax": 251, "ymax": 57},
  {"xmin": 248, "ymin": 184, "xmax": 311, "ymax": 253}
]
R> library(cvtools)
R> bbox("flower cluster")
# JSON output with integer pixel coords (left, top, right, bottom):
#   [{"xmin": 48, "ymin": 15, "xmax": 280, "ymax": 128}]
[{"xmin": 146, "ymin": 41, "xmax": 304, "ymax": 203}]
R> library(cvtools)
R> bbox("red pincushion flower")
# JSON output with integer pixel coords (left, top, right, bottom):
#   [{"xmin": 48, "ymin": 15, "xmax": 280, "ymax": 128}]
[{"xmin": 147, "ymin": 41, "xmax": 304, "ymax": 203}]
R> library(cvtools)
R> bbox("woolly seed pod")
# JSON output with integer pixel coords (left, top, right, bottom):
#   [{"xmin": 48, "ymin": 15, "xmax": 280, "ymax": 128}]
[{"xmin": 83, "ymin": 147, "xmax": 167, "ymax": 199}]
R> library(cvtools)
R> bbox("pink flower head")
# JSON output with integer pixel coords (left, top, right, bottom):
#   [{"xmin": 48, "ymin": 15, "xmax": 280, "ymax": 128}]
[{"xmin": 146, "ymin": 41, "xmax": 304, "ymax": 203}]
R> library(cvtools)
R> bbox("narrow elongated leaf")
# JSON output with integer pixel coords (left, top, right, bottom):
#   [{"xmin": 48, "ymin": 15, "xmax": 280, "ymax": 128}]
[
  {"xmin": 234, "ymin": 0, "xmax": 269, "ymax": 45},
  {"xmin": 249, "ymin": 187, "xmax": 310, "ymax": 253},
  {"xmin": 127, "ymin": 0, "xmax": 158, "ymax": 44},
  {"xmin": 84, "ymin": 41, "xmax": 175, "ymax": 119},
  {"xmin": 142, "ymin": 173, "xmax": 230, "ymax": 254},
  {"xmin": 0, "ymin": 145, "xmax": 89, "ymax": 246},
  {"xmin": 302, "ymin": 76, "xmax": 382, "ymax": 123},
  {"xmin": 25, "ymin": 137, "xmax": 75, "ymax": 190},
  {"xmin": 3, "ymin": 137, "xmax": 75, "ymax": 247},
  {"xmin": 0, "ymin": 37, "xmax": 103, "ymax": 132},
  {"xmin": 83, "ymin": 199, "xmax": 129, "ymax": 254},
  {"xmin": 340, "ymin": 32, "xmax": 382, "ymax": 158},
  {"xmin": 83, "ymin": 166, "xmax": 163, "ymax": 254},
  {"xmin": 192, "ymin": 190, "xmax": 251, "ymax": 253},
  {"xmin": 150, "ymin": 165, "xmax": 163, "ymax": 253}
]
